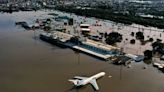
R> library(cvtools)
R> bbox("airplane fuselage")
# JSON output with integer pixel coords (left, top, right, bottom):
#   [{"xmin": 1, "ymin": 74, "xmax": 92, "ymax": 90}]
[
  {"xmin": 69, "ymin": 72, "xmax": 106, "ymax": 90},
  {"xmin": 77, "ymin": 72, "xmax": 105, "ymax": 86}
]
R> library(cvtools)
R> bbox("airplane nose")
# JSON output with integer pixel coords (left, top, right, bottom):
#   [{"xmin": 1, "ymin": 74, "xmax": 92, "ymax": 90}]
[{"xmin": 101, "ymin": 72, "xmax": 106, "ymax": 75}]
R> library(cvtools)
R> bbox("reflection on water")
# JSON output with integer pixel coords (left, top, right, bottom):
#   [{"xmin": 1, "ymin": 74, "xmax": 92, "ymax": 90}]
[{"xmin": 0, "ymin": 10, "xmax": 164, "ymax": 92}]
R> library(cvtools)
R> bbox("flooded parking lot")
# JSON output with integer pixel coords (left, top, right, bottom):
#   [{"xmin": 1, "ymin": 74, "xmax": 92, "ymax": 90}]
[{"xmin": 0, "ymin": 10, "xmax": 164, "ymax": 92}]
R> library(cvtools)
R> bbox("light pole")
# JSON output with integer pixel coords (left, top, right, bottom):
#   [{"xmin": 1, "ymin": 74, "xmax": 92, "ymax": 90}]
[{"xmin": 74, "ymin": 25, "xmax": 80, "ymax": 65}]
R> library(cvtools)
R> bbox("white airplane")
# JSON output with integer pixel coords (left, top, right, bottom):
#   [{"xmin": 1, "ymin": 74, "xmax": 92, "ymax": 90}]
[{"xmin": 68, "ymin": 72, "xmax": 105, "ymax": 90}]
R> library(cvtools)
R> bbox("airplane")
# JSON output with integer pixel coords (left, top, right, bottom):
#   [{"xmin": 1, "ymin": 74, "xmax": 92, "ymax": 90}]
[{"xmin": 68, "ymin": 72, "xmax": 105, "ymax": 91}]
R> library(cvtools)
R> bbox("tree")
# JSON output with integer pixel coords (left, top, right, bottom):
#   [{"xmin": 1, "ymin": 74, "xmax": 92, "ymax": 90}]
[
  {"xmin": 130, "ymin": 39, "xmax": 135, "ymax": 44},
  {"xmin": 136, "ymin": 31, "xmax": 144, "ymax": 40},
  {"xmin": 149, "ymin": 38, "xmax": 154, "ymax": 42},
  {"xmin": 144, "ymin": 50, "xmax": 153, "ymax": 60},
  {"xmin": 131, "ymin": 32, "xmax": 134, "ymax": 37},
  {"xmin": 105, "ymin": 32, "xmax": 122, "ymax": 45},
  {"xmin": 152, "ymin": 41, "xmax": 164, "ymax": 51}
]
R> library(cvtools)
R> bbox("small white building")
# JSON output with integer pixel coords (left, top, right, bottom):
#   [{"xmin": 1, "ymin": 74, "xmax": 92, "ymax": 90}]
[{"xmin": 80, "ymin": 24, "xmax": 91, "ymax": 36}]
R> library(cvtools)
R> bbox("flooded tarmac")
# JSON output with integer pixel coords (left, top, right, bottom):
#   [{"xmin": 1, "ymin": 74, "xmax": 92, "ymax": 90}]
[{"xmin": 0, "ymin": 10, "xmax": 164, "ymax": 92}]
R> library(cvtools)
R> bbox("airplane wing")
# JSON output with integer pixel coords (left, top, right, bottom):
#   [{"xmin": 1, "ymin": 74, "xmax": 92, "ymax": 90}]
[
  {"xmin": 89, "ymin": 79, "xmax": 99, "ymax": 90},
  {"xmin": 74, "ymin": 76, "xmax": 88, "ymax": 79},
  {"xmin": 68, "ymin": 79, "xmax": 78, "ymax": 85}
]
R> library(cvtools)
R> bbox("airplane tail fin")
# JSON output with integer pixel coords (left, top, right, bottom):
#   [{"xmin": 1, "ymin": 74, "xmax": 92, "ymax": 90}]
[{"xmin": 68, "ymin": 79, "xmax": 79, "ymax": 85}]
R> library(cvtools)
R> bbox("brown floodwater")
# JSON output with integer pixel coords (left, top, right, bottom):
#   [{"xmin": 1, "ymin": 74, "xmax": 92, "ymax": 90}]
[{"xmin": 0, "ymin": 11, "xmax": 164, "ymax": 92}]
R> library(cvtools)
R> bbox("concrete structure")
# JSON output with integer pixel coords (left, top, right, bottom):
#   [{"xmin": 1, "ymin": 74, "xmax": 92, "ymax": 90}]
[{"xmin": 40, "ymin": 30, "xmax": 121, "ymax": 60}]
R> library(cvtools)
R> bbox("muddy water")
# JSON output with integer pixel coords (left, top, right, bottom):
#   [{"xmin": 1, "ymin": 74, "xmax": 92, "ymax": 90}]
[{"xmin": 0, "ymin": 11, "xmax": 164, "ymax": 92}]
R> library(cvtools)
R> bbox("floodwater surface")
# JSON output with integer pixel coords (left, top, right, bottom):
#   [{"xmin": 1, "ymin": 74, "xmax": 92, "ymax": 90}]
[{"xmin": 0, "ymin": 11, "xmax": 164, "ymax": 92}]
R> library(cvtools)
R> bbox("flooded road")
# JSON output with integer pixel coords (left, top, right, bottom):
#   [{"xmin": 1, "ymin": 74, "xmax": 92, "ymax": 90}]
[{"xmin": 0, "ymin": 10, "xmax": 164, "ymax": 92}]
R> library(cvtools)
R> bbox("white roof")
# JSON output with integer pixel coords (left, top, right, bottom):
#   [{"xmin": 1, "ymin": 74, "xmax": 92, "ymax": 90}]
[
  {"xmin": 81, "ymin": 28, "xmax": 91, "ymax": 31},
  {"xmin": 153, "ymin": 62, "xmax": 164, "ymax": 68},
  {"xmin": 80, "ymin": 24, "xmax": 90, "ymax": 26}
]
